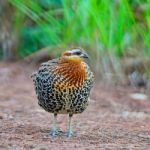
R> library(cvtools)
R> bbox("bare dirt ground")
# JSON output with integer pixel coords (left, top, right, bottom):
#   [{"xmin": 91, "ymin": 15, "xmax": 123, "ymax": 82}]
[{"xmin": 0, "ymin": 62, "xmax": 150, "ymax": 150}]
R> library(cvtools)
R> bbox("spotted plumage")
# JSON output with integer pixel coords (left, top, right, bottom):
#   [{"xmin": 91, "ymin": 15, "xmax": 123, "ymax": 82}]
[{"xmin": 31, "ymin": 48, "xmax": 94, "ymax": 137}]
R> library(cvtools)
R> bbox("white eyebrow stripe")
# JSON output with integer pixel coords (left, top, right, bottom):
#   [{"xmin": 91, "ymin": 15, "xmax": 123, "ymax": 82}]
[{"xmin": 68, "ymin": 49, "xmax": 81, "ymax": 53}]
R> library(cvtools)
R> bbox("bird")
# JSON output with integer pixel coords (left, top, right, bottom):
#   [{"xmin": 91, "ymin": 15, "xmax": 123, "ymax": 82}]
[{"xmin": 31, "ymin": 48, "xmax": 94, "ymax": 137}]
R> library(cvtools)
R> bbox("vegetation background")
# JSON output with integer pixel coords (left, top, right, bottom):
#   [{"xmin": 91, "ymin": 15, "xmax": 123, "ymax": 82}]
[
  {"xmin": 1, "ymin": 1, "xmax": 150, "ymax": 149},
  {"xmin": 0, "ymin": 0, "xmax": 150, "ymax": 85}
]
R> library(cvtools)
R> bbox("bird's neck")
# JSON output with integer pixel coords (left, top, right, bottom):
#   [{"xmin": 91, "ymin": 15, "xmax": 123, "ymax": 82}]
[{"xmin": 56, "ymin": 60, "xmax": 86, "ymax": 86}]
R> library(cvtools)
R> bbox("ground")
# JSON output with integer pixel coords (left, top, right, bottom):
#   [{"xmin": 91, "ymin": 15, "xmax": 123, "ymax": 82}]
[{"xmin": 0, "ymin": 62, "xmax": 150, "ymax": 150}]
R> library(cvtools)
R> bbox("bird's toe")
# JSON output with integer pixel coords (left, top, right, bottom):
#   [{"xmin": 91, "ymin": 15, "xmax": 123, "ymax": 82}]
[
  {"xmin": 66, "ymin": 131, "xmax": 73, "ymax": 137},
  {"xmin": 49, "ymin": 129, "xmax": 59, "ymax": 137}
]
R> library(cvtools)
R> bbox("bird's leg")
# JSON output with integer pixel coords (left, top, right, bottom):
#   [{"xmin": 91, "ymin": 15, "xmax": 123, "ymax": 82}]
[
  {"xmin": 67, "ymin": 114, "xmax": 73, "ymax": 137},
  {"xmin": 50, "ymin": 113, "xmax": 58, "ymax": 136}
]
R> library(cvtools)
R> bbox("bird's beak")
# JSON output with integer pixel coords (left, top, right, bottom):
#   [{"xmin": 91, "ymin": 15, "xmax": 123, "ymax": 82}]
[{"xmin": 80, "ymin": 51, "xmax": 89, "ymax": 59}]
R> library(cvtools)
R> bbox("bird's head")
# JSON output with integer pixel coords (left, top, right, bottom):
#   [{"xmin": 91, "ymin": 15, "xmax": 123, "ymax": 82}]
[
  {"xmin": 60, "ymin": 48, "xmax": 89, "ymax": 63},
  {"xmin": 56, "ymin": 48, "xmax": 89, "ymax": 86}
]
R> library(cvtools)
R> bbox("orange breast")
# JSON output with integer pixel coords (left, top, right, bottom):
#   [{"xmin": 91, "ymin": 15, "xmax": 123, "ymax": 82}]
[{"xmin": 55, "ymin": 61, "xmax": 86, "ymax": 87}]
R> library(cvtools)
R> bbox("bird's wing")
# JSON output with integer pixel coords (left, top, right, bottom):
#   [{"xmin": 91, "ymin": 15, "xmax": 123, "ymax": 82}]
[{"xmin": 31, "ymin": 58, "xmax": 59, "ymax": 81}]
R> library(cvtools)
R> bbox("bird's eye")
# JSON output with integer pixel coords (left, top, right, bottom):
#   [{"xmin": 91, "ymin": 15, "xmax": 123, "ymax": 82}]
[{"xmin": 75, "ymin": 51, "xmax": 81, "ymax": 55}]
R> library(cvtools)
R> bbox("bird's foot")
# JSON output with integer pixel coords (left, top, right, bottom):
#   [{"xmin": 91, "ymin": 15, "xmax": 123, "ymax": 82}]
[
  {"xmin": 66, "ymin": 130, "xmax": 73, "ymax": 137},
  {"xmin": 49, "ymin": 129, "xmax": 59, "ymax": 137},
  {"xmin": 43, "ymin": 129, "xmax": 59, "ymax": 138}
]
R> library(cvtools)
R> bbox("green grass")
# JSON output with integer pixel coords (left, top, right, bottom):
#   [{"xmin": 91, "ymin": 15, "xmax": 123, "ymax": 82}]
[
  {"xmin": 8, "ymin": 0, "xmax": 150, "ymax": 54},
  {"xmin": 6, "ymin": 0, "xmax": 150, "ymax": 81}
]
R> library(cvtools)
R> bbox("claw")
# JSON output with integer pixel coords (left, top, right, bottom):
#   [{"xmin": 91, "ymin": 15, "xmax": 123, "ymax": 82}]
[
  {"xmin": 66, "ymin": 131, "xmax": 73, "ymax": 137},
  {"xmin": 49, "ymin": 129, "xmax": 59, "ymax": 137}
]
